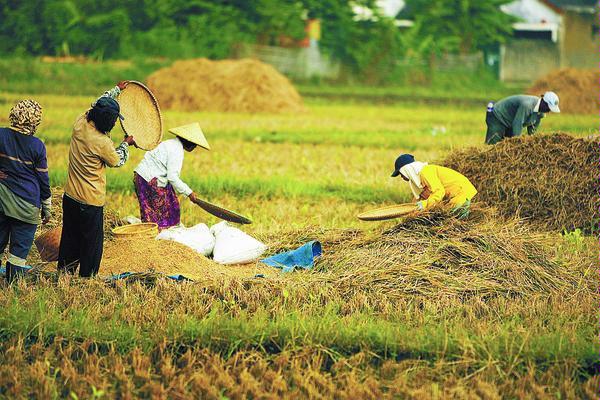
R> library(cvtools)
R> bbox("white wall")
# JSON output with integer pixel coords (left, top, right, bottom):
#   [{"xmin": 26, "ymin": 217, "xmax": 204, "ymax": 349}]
[{"xmin": 501, "ymin": 0, "xmax": 561, "ymax": 24}]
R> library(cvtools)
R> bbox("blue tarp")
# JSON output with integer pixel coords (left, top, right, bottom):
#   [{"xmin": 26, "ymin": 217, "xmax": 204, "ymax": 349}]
[{"xmin": 261, "ymin": 241, "xmax": 322, "ymax": 273}]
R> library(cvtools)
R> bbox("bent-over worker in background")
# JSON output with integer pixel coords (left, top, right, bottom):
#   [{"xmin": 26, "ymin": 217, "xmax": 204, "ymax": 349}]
[
  {"xmin": 485, "ymin": 91, "xmax": 560, "ymax": 145},
  {"xmin": 58, "ymin": 81, "xmax": 136, "ymax": 277},
  {"xmin": 391, "ymin": 154, "xmax": 477, "ymax": 219},
  {"xmin": 133, "ymin": 122, "xmax": 210, "ymax": 230},
  {"xmin": 0, "ymin": 100, "xmax": 51, "ymax": 282}
]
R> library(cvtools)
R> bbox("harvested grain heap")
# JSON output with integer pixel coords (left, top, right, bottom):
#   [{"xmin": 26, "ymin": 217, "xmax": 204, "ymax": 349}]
[
  {"xmin": 444, "ymin": 134, "xmax": 597, "ymax": 232},
  {"xmin": 101, "ymin": 239, "xmax": 272, "ymax": 280},
  {"xmin": 147, "ymin": 58, "xmax": 304, "ymax": 113},
  {"xmin": 527, "ymin": 68, "xmax": 599, "ymax": 114}
]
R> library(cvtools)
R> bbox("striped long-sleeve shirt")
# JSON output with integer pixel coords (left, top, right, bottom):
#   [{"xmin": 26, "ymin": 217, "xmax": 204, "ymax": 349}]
[{"xmin": 0, "ymin": 127, "xmax": 50, "ymax": 208}]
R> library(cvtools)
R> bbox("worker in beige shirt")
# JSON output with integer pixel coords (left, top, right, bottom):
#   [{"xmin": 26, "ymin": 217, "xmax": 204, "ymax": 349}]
[{"xmin": 58, "ymin": 81, "xmax": 136, "ymax": 277}]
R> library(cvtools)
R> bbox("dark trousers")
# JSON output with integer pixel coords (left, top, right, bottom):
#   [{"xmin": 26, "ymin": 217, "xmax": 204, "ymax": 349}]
[
  {"xmin": 485, "ymin": 111, "xmax": 511, "ymax": 145},
  {"xmin": 57, "ymin": 195, "xmax": 104, "ymax": 277}
]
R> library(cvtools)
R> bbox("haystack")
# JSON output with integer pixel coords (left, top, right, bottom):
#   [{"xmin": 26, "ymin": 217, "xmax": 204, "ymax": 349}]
[
  {"xmin": 444, "ymin": 134, "xmax": 597, "ymax": 232},
  {"xmin": 147, "ymin": 58, "xmax": 304, "ymax": 113},
  {"xmin": 527, "ymin": 68, "xmax": 599, "ymax": 114}
]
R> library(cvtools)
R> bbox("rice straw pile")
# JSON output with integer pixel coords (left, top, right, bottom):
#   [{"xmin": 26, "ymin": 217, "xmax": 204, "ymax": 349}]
[
  {"xmin": 264, "ymin": 206, "xmax": 590, "ymax": 299},
  {"xmin": 147, "ymin": 58, "xmax": 304, "ymax": 113},
  {"xmin": 527, "ymin": 68, "xmax": 599, "ymax": 114},
  {"xmin": 444, "ymin": 134, "xmax": 597, "ymax": 232}
]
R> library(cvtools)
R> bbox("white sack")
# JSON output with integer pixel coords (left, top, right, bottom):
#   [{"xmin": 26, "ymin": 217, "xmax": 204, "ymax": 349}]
[
  {"xmin": 210, "ymin": 221, "xmax": 267, "ymax": 265},
  {"xmin": 156, "ymin": 223, "xmax": 215, "ymax": 257}
]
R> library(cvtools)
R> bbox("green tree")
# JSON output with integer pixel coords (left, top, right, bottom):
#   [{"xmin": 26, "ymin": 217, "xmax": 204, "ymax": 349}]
[{"xmin": 402, "ymin": 0, "xmax": 516, "ymax": 54}]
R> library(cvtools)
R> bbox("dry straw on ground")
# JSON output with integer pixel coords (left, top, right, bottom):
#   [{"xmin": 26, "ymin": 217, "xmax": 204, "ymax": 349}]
[
  {"xmin": 444, "ymin": 133, "xmax": 597, "ymax": 232},
  {"xmin": 147, "ymin": 58, "xmax": 304, "ymax": 113},
  {"xmin": 527, "ymin": 68, "xmax": 599, "ymax": 114},
  {"xmin": 1, "ymin": 337, "xmax": 597, "ymax": 400}
]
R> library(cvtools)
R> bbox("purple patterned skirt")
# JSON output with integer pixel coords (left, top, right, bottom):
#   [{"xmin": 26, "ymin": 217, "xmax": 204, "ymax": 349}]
[{"xmin": 133, "ymin": 173, "xmax": 180, "ymax": 230}]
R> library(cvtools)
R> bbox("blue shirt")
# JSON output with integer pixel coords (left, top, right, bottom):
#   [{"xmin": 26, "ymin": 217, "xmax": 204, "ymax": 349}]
[{"xmin": 0, "ymin": 127, "xmax": 50, "ymax": 208}]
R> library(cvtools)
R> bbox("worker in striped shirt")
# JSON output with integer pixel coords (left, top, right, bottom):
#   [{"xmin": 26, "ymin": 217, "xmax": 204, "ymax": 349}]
[{"xmin": 0, "ymin": 99, "xmax": 51, "ymax": 282}]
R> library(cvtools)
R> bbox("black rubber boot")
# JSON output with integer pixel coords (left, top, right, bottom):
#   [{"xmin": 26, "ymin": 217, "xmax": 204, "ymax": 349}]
[
  {"xmin": 6, "ymin": 262, "xmax": 14, "ymax": 284},
  {"xmin": 5, "ymin": 262, "xmax": 26, "ymax": 284}
]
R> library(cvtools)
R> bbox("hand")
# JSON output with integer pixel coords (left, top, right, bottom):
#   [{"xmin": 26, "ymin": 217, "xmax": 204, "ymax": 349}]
[
  {"xmin": 188, "ymin": 192, "xmax": 199, "ymax": 204},
  {"xmin": 124, "ymin": 136, "xmax": 136, "ymax": 147},
  {"xmin": 117, "ymin": 80, "xmax": 130, "ymax": 90},
  {"xmin": 42, "ymin": 210, "xmax": 51, "ymax": 225},
  {"xmin": 0, "ymin": 170, "xmax": 6, "ymax": 180},
  {"xmin": 416, "ymin": 201, "xmax": 425, "ymax": 211}
]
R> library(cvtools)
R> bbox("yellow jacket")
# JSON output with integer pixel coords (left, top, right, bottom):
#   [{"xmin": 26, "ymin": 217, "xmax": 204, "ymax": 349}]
[{"xmin": 419, "ymin": 165, "xmax": 477, "ymax": 209}]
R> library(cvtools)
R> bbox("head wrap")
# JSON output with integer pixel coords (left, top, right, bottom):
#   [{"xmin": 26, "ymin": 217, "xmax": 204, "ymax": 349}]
[
  {"xmin": 87, "ymin": 97, "xmax": 121, "ymax": 134},
  {"xmin": 400, "ymin": 161, "xmax": 428, "ymax": 200},
  {"xmin": 9, "ymin": 99, "xmax": 43, "ymax": 135}
]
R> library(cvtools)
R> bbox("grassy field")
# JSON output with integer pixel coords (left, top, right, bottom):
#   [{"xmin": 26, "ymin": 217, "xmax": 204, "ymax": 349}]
[{"xmin": 0, "ymin": 82, "xmax": 597, "ymax": 398}]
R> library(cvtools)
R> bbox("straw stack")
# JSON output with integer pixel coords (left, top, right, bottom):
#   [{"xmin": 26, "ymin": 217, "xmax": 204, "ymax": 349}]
[
  {"xmin": 527, "ymin": 68, "xmax": 599, "ymax": 114},
  {"xmin": 444, "ymin": 133, "xmax": 597, "ymax": 232},
  {"xmin": 147, "ymin": 58, "xmax": 304, "ymax": 113}
]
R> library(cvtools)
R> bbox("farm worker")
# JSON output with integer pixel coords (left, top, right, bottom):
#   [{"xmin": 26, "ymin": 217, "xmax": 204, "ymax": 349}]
[
  {"xmin": 391, "ymin": 154, "xmax": 477, "ymax": 219},
  {"xmin": 485, "ymin": 91, "xmax": 560, "ymax": 145},
  {"xmin": 133, "ymin": 122, "xmax": 210, "ymax": 229},
  {"xmin": 57, "ymin": 81, "xmax": 137, "ymax": 277},
  {"xmin": 0, "ymin": 100, "xmax": 51, "ymax": 282}
]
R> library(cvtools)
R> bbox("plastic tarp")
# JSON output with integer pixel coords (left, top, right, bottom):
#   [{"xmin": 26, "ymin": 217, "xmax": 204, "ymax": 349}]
[{"xmin": 261, "ymin": 241, "xmax": 322, "ymax": 273}]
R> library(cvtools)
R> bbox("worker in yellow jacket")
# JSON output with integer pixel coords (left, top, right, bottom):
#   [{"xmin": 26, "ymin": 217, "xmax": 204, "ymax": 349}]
[{"xmin": 391, "ymin": 154, "xmax": 477, "ymax": 218}]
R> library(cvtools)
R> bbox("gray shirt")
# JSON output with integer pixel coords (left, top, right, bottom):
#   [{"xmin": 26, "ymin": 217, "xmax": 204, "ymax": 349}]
[{"xmin": 492, "ymin": 95, "xmax": 545, "ymax": 136}]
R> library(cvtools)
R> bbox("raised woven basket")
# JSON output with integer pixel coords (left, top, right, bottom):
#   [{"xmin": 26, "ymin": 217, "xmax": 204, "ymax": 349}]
[
  {"xmin": 118, "ymin": 81, "xmax": 163, "ymax": 151},
  {"xmin": 34, "ymin": 226, "xmax": 62, "ymax": 262},
  {"xmin": 112, "ymin": 223, "xmax": 159, "ymax": 239},
  {"xmin": 357, "ymin": 203, "xmax": 418, "ymax": 221}
]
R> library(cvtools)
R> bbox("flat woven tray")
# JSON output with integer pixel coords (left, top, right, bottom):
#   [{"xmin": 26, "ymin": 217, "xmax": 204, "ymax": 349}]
[
  {"xmin": 118, "ymin": 81, "xmax": 163, "ymax": 151},
  {"xmin": 357, "ymin": 203, "xmax": 418, "ymax": 221},
  {"xmin": 194, "ymin": 198, "xmax": 252, "ymax": 225}
]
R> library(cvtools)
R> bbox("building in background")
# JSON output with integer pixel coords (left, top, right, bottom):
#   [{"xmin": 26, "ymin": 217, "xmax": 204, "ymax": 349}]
[{"xmin": 500, "ymin": 0, "xmax": 598, "ymax": 82}]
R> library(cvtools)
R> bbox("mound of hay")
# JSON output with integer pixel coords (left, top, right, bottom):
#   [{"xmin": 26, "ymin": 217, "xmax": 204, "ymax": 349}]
[
  {"xmin": 527, "ymin": 68, "xmax": 599, "ymax": 114},
  {"xmin": 147, "ymin": 58, "xmax": 304, "ymax": 113},
  {"xmin": 444, "ymin": 134, "xmax": 597, "ymax": 232},
  {"xmin": 266, "ymin": 207, "xmax": 591, "ymax": 299}
]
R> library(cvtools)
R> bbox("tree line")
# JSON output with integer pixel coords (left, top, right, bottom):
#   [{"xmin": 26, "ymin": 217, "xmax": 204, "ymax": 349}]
[{"xmin": 0, "ymin": 0, "xmax": 515, "ymax": 79}]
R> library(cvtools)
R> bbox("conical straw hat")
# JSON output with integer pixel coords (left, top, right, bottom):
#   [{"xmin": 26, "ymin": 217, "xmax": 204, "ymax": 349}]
[{"xmin": 169, "ymin": 122, "xmax": 210, "ymax": 150}]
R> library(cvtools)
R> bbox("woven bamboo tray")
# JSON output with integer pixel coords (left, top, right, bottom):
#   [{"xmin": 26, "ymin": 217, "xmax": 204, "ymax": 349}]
[
  {"xmin": 118, "ymin": 81, "xmax": 163, "ymax": 151},
  {"xmin": 112, "ymin": 223, "xmax": 159, "ymax": 238},
  {"xmin": 357, "ymin": 203, "xmax": 418, "ymax": 221}
]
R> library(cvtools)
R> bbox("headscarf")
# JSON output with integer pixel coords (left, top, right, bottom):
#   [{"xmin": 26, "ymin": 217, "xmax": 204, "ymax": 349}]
[
  {"xmin": 9, "ymin": 99, "xmax": 43, "ymax": 136},
  {"xmin": 400, "ymin": 161, "xmax": 428, "ymax": 200}
]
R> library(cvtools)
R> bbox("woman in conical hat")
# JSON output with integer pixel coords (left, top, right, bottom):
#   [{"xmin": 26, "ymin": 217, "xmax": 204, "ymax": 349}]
[{"xmin": 133, "ymin": 122, "xmax": 210, "ymax": 229}]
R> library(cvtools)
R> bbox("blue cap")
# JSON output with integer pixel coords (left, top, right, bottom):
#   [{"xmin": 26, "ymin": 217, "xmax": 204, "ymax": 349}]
[
  {"xmin": 94, "ymin": 97, "xmax": 124, "ymax": 121},
  {"xmin": 391, "ymin": 154, "xmax": 414, "ymax": 177}
]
